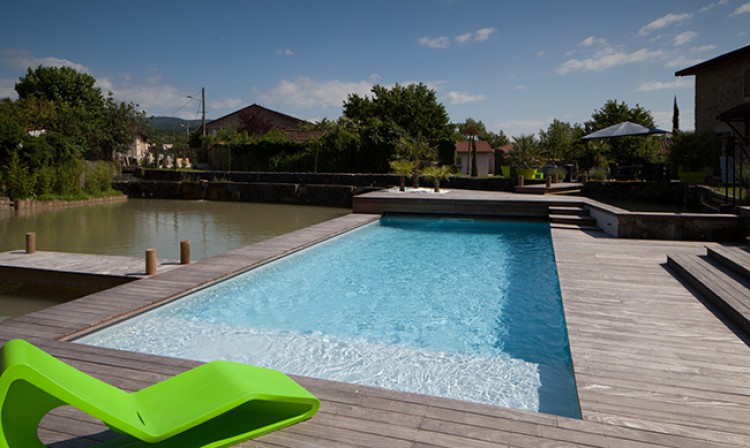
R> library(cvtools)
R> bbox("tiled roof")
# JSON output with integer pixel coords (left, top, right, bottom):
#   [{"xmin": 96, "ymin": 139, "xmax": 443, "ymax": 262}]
[{"xmin": 456, "ymin": 140, "xmax": 494, "ymax": 153}]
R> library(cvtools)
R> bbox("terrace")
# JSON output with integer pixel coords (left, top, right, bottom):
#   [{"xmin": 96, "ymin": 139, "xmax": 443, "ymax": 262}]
[{"xmin": 2, "ymin": 192, "xmax": 750, "ymax": 447}]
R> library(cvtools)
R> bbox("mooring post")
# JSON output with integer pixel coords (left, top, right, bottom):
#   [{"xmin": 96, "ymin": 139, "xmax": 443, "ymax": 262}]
[
  {"xmin": 25, "ymin": 232, "xmax": 36, "ymax": 254},
  {"xmin": 546, "ymin": 176, "xmax": 552, "ymax": 187},
  {"xmin": 517, "ymin": 175, "xmax": 525, "ymax": 186},
  {"xmin": 145, "ymin": 248, "xmax": 157, "ymax": 275},
  {"xmin": 180, "ymin": 240, "xmax": 191, "ymax": 265}
]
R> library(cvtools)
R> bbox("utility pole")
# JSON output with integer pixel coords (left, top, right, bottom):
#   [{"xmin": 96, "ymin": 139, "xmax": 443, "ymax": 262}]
[{"xmin": 201, "ymin": 87, "xmax": 206, "ymax": 138}]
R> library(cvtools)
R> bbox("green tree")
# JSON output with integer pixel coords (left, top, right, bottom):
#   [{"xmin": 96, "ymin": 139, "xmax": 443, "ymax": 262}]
[
  {"xmin": 539, "ymin": 119, "xmax": 585, "ymax": 163},
  {"xmin": 672, "ymin": 96, "xmax": 679, "ymax": 134},
  {"xmin": 481, "ymin": 129, "xmax": 510, "ymax": 148},
  {"xmin": 343, "ymin": 83, "xmax": 452, "ymax": 141},
  {"xmin": 389, "ymin": 159, "xmax": 417, "ymax": 191},
  {"xmin": 457, "ymin": 118, "xmax": 486, "ymax": 177},
  {"xmin": 510, "ymin": 134, "xmax": 544, "ymax": 169},
  {"xmin": 15, "ymin": 66, "xmax": 103, "ymax": 109},
  {"xmin": 585, "ymin": 99, "xmax": 658, "ymax": 164}
]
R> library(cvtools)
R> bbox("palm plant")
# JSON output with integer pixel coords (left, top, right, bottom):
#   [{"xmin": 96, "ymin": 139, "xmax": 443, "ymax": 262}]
[
  {"xmin": 389, "ymin": 159, "xmax": 417, "ymax": 191},
  {"xmin": 509, "ymin": 134, "xmax": 544, "ymax": 169},
  {"xmin": 420, "ymin": 165, "xmax": 452, "ymax": 192}
]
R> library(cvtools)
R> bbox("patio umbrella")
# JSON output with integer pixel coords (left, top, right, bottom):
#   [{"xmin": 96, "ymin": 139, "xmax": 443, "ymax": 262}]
[
  {"xmin": 581, "ymin": 121, "xmax": 669, "ymax": 140},
  {"xmin": 580, "ymin": 121, "xmax": 669, "ymax": 171}
]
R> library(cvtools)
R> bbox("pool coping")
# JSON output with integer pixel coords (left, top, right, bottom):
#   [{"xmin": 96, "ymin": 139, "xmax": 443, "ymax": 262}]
[{"xmin": 2, "ymin": 194, "xmax": 750, "ymax": 447}]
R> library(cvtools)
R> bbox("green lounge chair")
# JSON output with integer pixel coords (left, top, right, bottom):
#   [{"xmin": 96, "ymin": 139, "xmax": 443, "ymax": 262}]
[{"xmin": 0, "ymin": 339, "xmax": 319, "ymax": 447}]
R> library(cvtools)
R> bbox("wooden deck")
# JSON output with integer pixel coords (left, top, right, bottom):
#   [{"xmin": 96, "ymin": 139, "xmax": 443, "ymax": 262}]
[
  {"xmin": 2, "ymin": 209, "xmax": 750, "ymax": 447},
  {"xmin": 0, "ymin": 250, "xmax": 180, "ymax": 289}
]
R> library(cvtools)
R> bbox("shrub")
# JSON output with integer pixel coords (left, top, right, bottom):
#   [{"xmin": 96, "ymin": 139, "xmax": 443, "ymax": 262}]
[
  {"xmin": 588, "ymin": 167, "xmax": 608, "ymax": 181},
  {"xmin": 35, "ymin": 165, "xmax": 57, "ymax": 198},
  {"xmin": 3, "ymin": 152, "xmax": 36, "ymax": 199},
  {"xmin": 84, "ymin": 161, "xmax": 115, "ymax": 194}
]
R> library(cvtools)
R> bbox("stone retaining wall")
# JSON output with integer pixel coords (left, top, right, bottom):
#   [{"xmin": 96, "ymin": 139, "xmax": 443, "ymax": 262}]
[{"xmin": 13, "ymin": 195, "xmax": 128, "ymax": 210}]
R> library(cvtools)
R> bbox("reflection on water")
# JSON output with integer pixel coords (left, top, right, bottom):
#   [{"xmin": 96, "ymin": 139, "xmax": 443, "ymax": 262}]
[
  {"xmin": 0, "ymin": 281, "xmax": 95, "ymax": 320},
  {"xmin": 0, "ymin": 199, "xmax": 349, "ymax": 317},
  {"xmin": 0, "ymin": 199, "xmax": 349, "ymax": 260}
]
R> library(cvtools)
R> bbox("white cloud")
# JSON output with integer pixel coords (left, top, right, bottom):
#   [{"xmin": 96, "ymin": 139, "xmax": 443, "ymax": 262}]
[
  {"xmin": 474, "ymin": 27, "xmax": 496, "ymax": 42},
  {"xmin": 638, "ymin": 13, "xmax": 692, "ymax": 36},
  {"xmin": 495, "ymin": 117, "xmax": 553, "ymax": 138},
  {"xmin": 516, "ymin": 85, "xmax": 528, "ymax": 91},
  {"xmin": 208, "ymin": 98, "xmax": 244, "ymax": 110},
  {"xmin": 418, "ymin": 36, "xmax": 451, "ymax": 49},
  {"xmin": 691, "ymin": 44, "xmax": 716, "ymax": 52},
  {"xmin": 579, "ymin": 36, "xmax": 607, "ymax": 47},
  {"xmin": 422, "ymin": 28, "xmax": 496, "ymax": 48},
  {"xmin": 674, "ymin": 31, "xmax": 698, "ymax": 46},
  {"xmin": 557, "ymin": 47, "xmax": 665, "ymax": 74},
  {"xmin": 0, "ymin": 78, "xmax": 17, "ymax": 99},
  {"xmin": 700, "ymin": 0, "xmax": 728, "ymax": 12},
  {"xmin": 445, "ymin": 91, "xmax": 486, "ymax": 104},
  {"xmin": 258, "ymin": 77, "xmax": 376, "ymax": 108},
  {"xmin": 455, "ymin": 33, "xmax": 472, "ymax": 44},
  {"xmin": 2, "ymin": 49, "xmax": 90, "ymax": 73},
  {"xmin": 665, "ymin": 55, "xmax": 704, "ymax": 68},
  {"xmin": 536, "ymin": 51, "xmax": 545, "ymax": 57},
  {"xmin": 636, "ymin": 79, "xmax": 693, "ymax": 91},
  {"xmin": 730, "ymin": 3, "xmax": 750, "ymax": 16},
  {"xmin": 276, "ymin": 49, "xmax": 294, "ymax": 56}
]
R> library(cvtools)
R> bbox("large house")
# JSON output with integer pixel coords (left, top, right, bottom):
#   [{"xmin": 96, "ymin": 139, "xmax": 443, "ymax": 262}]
[
  {"xmin": 675, "ymin": 44, "xmax": 750, "ymax": 140},
  {"xmin": 455, "ymin": 140, "xmax": 495, "ymax": 176},
  {"xmin": 206, "ymin": 104, "xmax": 310, "ymax": 138}
]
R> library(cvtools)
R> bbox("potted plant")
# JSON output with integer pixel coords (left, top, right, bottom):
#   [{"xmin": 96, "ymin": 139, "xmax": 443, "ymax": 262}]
[
  {"xmin": 420, "ymin": 165, "xmax": 452, "ymax": 192},
  {"xmin": 389, "ymin": 159, "xmax": 417, "ymax": 191},
  {"xmin": 509, "ymin": 135, "xmax": 544, "ymax": 180},
  {"xmin": 669, "ymin": 131, "xmax": 714, "ymax": 184}
]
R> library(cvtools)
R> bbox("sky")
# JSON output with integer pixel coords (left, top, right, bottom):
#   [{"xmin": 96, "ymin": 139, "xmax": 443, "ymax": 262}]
[{"xmin": 1, "ymin": 0, "xmax": 748, "ymax": 137}]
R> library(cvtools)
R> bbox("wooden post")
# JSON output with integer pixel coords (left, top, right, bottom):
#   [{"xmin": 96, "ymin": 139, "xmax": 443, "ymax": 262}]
[
  {"xmin": 25, "ymin": 232, "xmax": 36, "ymax": 254},
  {"xmin": 546, "ymin": 176, "xmax": 552, "ymax": 187},
  {"xmin": 517, "ymin": 175, "xmax": 525, "ymax": 186},
  {"xmin": 180, "ymin": 240, "xmax": 191, "ymax": 265},
  {"xmin": 145, "ymin": 248, "xmax": 157, "ymax": 275}
]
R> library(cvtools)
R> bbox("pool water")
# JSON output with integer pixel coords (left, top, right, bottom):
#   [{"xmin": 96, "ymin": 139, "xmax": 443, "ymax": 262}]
[{"xmin": 77, "ymin": 216, "xmax": 581, "ymax": 418}]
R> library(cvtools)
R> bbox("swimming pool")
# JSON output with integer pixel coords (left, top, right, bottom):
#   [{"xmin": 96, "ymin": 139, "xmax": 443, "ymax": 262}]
[{"xmin": 77, "ymin": 216, "xmax": 581, "ymax": 418}]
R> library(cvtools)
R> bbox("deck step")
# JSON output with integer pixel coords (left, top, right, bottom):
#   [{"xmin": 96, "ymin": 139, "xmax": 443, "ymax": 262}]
[
  {"xmin": 548, "ymin": 205, "xmax": 588, "ymax": 216},
  {"xmin": 707, "ymin": 245, "xmax": 750, "ymax": 281},
  {"xmin": 667, "ymin": 252, "xmax": 750, "ymax": 334},
  {"xmin": 548, "ymin": 214, "xmax": 597, "ymax": 226},
  {"xmin": 550, "ymin": 223, "xmax": 602, "ymax": 231}
]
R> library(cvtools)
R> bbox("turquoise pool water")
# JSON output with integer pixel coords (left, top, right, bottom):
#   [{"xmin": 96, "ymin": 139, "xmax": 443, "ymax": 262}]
[{"xmin": 77, "ymin": 216, "xmax": 581, "ymax": 418}]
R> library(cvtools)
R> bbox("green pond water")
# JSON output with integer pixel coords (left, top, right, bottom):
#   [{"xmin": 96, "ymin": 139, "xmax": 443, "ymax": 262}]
[{"xmin": 0, "ymin": 199, "xmax": 349, "ymax": 318}]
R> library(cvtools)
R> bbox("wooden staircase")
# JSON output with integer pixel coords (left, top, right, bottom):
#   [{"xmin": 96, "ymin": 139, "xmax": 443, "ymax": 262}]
[
  {"xmin": 548, "ymin": 205, "xmax": 601, "ymax": 231},
  {"xmin": 667, "ymin": 244, "xmax": 750, "ymax": 334}
]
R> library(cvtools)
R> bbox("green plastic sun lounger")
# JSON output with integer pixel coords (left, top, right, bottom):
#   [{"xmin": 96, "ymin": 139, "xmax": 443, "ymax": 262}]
[{"xmin": 0, "ymin": 339, "xmax": 319, "ymax": 448}]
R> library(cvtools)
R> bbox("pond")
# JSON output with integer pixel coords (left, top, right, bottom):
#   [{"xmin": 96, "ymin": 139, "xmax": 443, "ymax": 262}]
[{"xmin": 0, "ymin": 199, "xmax": 349, "ymax": 318}]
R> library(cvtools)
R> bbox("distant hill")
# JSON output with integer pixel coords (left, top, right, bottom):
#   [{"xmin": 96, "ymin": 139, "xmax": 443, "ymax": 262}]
[{"xmin": 148, "ymin": 116, "xmax": 204, "ymax": 132}]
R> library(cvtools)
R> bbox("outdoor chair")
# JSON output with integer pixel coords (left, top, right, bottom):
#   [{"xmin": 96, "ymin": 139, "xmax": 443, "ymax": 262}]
[{"xmin": 0, "ymin": 339, "xmax": 319, "ymax": 447}]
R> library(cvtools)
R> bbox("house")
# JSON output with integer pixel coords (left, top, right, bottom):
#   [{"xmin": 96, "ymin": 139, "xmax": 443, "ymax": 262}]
[
  {"xmin": 205, "ymin": 104, "xmax": 309, "ymax": 137},
  {"xmin": 456, "ymin": 140, "xmax": 494, "ymax": 176},
  {"xmin": 675, "ymin": 44, "xmax": 750, "ymax": 138},
  {"xmin": 124, "ymin": 134, "xmax": 150, "ymax": 166}
]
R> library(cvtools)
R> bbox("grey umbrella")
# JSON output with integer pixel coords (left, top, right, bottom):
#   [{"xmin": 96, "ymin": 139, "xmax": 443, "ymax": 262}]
[
  {"xmin": 580, "ymin": 121, "xmax": 669, "ymax": 171},
  {"xmin": 581, "ymin": 121, "xmax": 669, "ymax": 140}
]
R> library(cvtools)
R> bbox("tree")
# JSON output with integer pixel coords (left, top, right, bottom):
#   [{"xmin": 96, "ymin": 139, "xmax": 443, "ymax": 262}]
[
  {"xmin": 672, "ymin": 96, "xmax": 680, "ymax": 134},
  {"xmin": 389, "ymin": 159, "xmax": 417, "ymax": 191},
  {"xmin": 15, "ymin": 66, "xmax": 103, "ymax": 110},
  {"xmin": 481, "ymin": 129, "xmax": 510, "ymax": 148},
  {"xmin": 539, "ymin": 119, "xmax": 585, "ymax": 164},
  {"xmin": 343, "ymin": 83, "xmax": 452, "ymax": 141},
  {"xmin": 585, "ymin": 99, "xmax": 659, "ymax": 164},
  {"xmin": 457, "ymin": 118, "xmax": 486, "ymax": 177},
  {"xmin": 510, "ymin": 134, "xmax": 544, "ymax": 169},
  {"xmin": 420, "ymin": 165, "xmax": 452, "ymax": 192}
]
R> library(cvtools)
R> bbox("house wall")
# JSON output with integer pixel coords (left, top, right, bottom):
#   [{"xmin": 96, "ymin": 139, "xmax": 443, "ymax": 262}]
[
  {"xmin": 456, "ymin": 153, "xmax": 494, "ymax": 176},
  {"xmin": 693, "ymin": 57, "xmax": 750, "ymax": 134}
]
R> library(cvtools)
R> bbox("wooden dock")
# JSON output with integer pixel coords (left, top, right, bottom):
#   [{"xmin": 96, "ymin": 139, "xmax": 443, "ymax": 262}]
[
  {"xmin": 0, "ymin": 250, "xmax": 180, "ymax": 289},
  {"xmin": 2, "ymin": 202, "xmax": 750, "ymax": 447}
]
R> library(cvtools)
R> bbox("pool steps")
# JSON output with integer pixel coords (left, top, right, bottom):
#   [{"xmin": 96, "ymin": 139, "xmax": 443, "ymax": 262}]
[
  {"xmin": 548, "ymin": 205, "xmax": 600, "ymax": 231},
  {"xmin": 667, "ymin": 244, "xmax": 750, "ymax": 334}
]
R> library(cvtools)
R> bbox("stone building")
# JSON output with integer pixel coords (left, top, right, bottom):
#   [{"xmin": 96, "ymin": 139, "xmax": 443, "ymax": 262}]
[{"xmin": 675, "ymin": 44, "xmax": 750, "ymax": 137}]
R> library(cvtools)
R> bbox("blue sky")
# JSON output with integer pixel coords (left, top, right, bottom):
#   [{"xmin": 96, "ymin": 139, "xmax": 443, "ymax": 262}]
[{"xmin": 1, "ymin": 0, "xmax": 748, "ymax": 137}]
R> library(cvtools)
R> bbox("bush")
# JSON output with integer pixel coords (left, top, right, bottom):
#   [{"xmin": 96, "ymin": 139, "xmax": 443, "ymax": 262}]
[
  {"xmin": 3, "ymin": 152, "xmax": 36, "ymax": 199},
  {"xmin": 35, "ymin": 165, "xmax": 57, "ymax": 198},
  {"xmin": 588, "ymin": 167, "xmax": 608, "ymax": 181},
  {"xmin": 56, "ymin": 159, "xmax": 86, "ymax": 197},
  {"xmin": 84, "ymin": 161, "xmax": 115, "ymax": 194}
]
